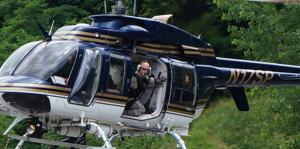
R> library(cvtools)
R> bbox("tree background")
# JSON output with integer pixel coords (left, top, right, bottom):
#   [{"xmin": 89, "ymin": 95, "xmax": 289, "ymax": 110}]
[{"xmin": 0, "ymin": 0, "xmax": 299, "ymax": 148}]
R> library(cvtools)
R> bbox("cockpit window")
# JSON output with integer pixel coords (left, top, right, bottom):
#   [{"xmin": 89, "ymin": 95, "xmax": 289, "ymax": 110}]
[
  {"xmin": 14, "ymin": 41, "xmax": 78, "ymax": 81},
  {"xmin": 0, "ymin": 41, "xmax": 41, "ymax": 76}
]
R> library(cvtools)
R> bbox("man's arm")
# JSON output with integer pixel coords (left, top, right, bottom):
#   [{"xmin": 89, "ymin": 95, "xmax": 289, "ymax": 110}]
[
  {"xmin": 129, "ymin": 76, "xmax": 139, "ymax": 98},
  {"xmin": 131, "ymin": 76, "xmax": 138, "ymax": 89}
]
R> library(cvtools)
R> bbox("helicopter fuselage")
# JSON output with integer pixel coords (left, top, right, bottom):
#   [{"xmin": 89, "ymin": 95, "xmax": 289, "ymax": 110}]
[{"xmin": 0, "ymin": 39, "xmax": 204, "ymax": 136}]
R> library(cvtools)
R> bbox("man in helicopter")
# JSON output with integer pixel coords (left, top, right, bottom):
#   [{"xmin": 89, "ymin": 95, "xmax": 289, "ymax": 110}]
[{"xmin": 125, "ymin": 60, "xmax": 159, "ymax": 116}]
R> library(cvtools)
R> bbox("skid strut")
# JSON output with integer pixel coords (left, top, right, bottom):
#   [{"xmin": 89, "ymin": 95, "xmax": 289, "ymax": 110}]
[
  {"xmin": 15, "ymin": 133, "xmax": 28, "ymax": 149},
  {"xmin": 87, "ymin": 122, "xmax": 113, "ymax": 148},
  {"xmin": 168, "ymin": 131, "xmax": 187, "ymax": 149}
]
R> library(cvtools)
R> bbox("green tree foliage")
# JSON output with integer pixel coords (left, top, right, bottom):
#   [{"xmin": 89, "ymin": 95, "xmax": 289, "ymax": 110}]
[
  {"xmin": 215, "ymin": 0, "xmax": 300, "ymax": 63},
  {"xmin": 214, "ymin": 0, "xmax": 300, "ymax": 148}
]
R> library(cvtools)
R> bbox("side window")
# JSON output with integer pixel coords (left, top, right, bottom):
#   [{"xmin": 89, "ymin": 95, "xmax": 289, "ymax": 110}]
[
  {"xmin": 171, "ymin": 66, "xmax": 196, "ymax": 107},
  {"xmin": 68, "ymin": 49, "xmax": 101, "ymax": 106},
  {"xmin": 107, "ymin": 57, "xmax": 124, "ymax": 94},
  {"xmin": 51, "ymin": 50, "xmax": 77, "ymax": 85},
  {"xmin": 53, "ymin": 52, "xmax": 77, "ymax": 79}
]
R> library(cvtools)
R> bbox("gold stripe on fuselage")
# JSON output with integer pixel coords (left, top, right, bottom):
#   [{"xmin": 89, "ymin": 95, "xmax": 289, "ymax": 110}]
[
  {"xmin": 168, "ymin": 103, "xmax": 196, "ymax": 112},
  {"xmin": 55, "ymin": 31, "xmax": 215, "ymax": 57},
  {"xmin": 96, "ymin": 93, "xmax": 127, "ymax": 101},
  {"xmin": 0, "ymin": 83, "xmax": 69, "ymax": 92},
  {"xmin": 182, "ymin": 45, "xmax": 215, "ymax": 53},
  {"xmin": 136, "ymin": 45, "xmax": 181, "ymax": 54},
  {"xmin": 59, "ymin": 35, "xmax": 120, "ymax": 45},
  {"xmin": 100, "ymin": 34, "xmax": 123, "ymax": 41},
  {"xmin": 183, "ymin": 50, "xmax": 215, "ymax": 57},
  {"xmin": 140, "ymin": 43, "xmax": 178, "ymax": 49},
  {"xmin": 95, "ymin": 98, "xmax": 126, "ymax": 106},
  {"xmin": 168, "ymin": 107, "xmax": 195, "ymax": 115},
  {"xmin": 0, "ymin": 83, "xmax": 126, "ymax": 102},
  {"xmin": 0, "ymin": 87, "xmax": 126, "ymax": 106},
  {"xmin": 56, "ymin": 31, "xmax": 95, "ymax": 37},
  {"xmin": 0, "ymin": 87, "xmax": 69, "ymax": 96},
  {"xmin": 137, "ymin": 44, "xmax": 215, "ymax": 57},
  {"xmin": 166, "ymin": 109, "xmax": 195, "ymax": 118},
  {"xmin": 182, "ymin": 45, "xmax": 215, "ymax": 57},
  {"xmin": 55, "ymin": 31, "xmax": 124, "ymax": 41},
  {"xmin": 167, "ymin": 103, "xmax": 196, "ymax": 117},
  {"xmin": 0, "ymin": 86, "xmax": 126, "ymax": 107}
]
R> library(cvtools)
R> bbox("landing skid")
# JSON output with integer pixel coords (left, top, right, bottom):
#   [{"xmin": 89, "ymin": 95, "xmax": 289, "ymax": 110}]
[
  {"xmin": 5, "ymin": 119, "xmax": 187, "ymax": 149},
  {"xmin": 7, "ymin": 134, "xmax": 116, "ymax": 149},
  {"xmin": 5, "ymin": 120, "xmax": 116, "ymax": 148}
]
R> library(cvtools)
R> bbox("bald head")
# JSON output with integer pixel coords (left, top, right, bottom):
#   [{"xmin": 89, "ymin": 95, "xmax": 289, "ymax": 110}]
[{"xmin": 139, "ymin": 61, "xmax": 151, "ymax": 77}]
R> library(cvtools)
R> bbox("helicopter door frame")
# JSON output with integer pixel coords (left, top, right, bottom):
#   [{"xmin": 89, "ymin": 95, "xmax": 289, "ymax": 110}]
[
  {"xmin": 98, "ymin": 52, "xmax": 129, "ymax": 107},
  {"xmin": 95, "ymin": 52, "xmax": 129, "ymax": 120},
  {"xmin": 164, "ymin": 61, "xmax": 197, "ymax": 123},
  {"xmin": 120, "ymin": 57, "xmax": 169, "ymax": 121},
  {"xmin": 103, "ymin": 52, "xmax": 129, "ymax": 95},
  {"xmin": 68, "ymin": 48, "xmax": 102, "ymax": 106}
]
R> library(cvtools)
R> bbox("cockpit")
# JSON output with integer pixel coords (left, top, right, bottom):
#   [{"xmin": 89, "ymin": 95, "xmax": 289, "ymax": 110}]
[
  {"xmin": 0, "ymin": 41, "xmax": 79, "ymax": 85},
  {"xmin": 0, "ymin": 41, "xmax": 101, "ymax": 106}
]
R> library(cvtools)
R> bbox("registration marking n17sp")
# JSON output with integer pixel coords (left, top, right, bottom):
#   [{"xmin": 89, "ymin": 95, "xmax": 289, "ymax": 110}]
[{"xmin": 227, "ymin": 69, "xmax": 274, "ymax": 85}]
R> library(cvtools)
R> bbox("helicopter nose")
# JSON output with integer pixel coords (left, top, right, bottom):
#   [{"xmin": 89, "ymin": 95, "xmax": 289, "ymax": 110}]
[{"xmin": 2, "ymin": 92, "xmax": 51, "ymax": 114}]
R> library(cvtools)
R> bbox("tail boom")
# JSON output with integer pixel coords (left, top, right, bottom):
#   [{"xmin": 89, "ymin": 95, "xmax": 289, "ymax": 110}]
[{"xmin": 196, "ymin": 63, "xmax": 300, "ymax": 88}]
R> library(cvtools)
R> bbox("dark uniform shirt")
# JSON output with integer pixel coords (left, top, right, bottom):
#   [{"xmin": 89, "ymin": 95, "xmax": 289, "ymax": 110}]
[{"xmin": 129, "ymin": 71, "xmax": 146, "ymax": 99}]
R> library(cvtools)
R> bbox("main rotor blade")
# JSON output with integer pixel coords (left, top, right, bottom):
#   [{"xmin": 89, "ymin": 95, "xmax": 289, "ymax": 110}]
[{"xmin": 229, "ymin": 87, "xmax": 249, "ymax": 111}]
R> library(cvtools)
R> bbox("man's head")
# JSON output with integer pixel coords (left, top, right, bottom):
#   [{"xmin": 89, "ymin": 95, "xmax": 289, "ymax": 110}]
[{"xmin": 138, "ymin": 60, "xmax": 151, "ymax": 77}]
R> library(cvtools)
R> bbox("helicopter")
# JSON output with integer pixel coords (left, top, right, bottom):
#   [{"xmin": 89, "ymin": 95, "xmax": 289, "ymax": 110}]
[{"xmin": 0, "ymin": 0, "xmax": 300, "ymax": 149}]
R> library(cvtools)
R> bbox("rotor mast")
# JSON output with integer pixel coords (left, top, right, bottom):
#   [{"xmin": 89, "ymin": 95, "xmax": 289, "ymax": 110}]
[{"xmin": 111, "ymin": 0, "xmax": 127, "ymax": 15}]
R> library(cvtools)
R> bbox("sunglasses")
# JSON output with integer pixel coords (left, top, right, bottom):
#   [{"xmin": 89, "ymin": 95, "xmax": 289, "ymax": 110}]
[{"xmin": 141, "ymin": 67, "xmax": 150, "ymax": 71}]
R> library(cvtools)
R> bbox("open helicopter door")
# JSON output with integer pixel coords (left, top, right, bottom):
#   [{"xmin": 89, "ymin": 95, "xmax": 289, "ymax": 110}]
[
  {"xmin": 118, "ymin": 56, "xmax": 168, "ymax": 128},
  {"xmin": 68, "ymin": 48, "xmax": 101, "ymax": 106},
  {"xmin": 95, "ymin": 52, "xmax": 130, "ymax": 123},
  {"xmin": 162, "ymin": 60, "xmax": 197, "ymax": 135}
]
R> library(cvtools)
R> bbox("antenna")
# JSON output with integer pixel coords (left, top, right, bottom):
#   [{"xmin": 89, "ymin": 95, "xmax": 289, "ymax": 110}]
[
  {"xmin": 104, "ymin": 0, "xmax": 107, "ymax": 14},
  {"xmin": 111, "ymin": 0, "xmax": 127, "ymax": 14},
  {"xmin": 133, "ymin": 0, "xmax": 137, "ymax": 16},
  {"xmin": 49, "ymin": 20, "xmax": 55, "ymax": 36}
]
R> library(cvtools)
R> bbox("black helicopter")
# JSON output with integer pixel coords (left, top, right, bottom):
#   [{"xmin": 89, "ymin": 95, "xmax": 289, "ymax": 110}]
[{"xmin": 0, "ymin": 0, "xmax": 299, "ymax": 148}]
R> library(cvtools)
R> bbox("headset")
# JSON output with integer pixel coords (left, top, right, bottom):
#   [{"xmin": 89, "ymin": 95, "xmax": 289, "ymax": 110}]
[{"xmin": 137, "ymin": 60, "xmax": 152, "ymax": 73}]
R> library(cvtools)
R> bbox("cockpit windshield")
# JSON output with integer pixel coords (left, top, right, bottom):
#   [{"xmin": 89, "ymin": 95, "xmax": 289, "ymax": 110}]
[
  {"xmin": 0, "ymin": 41, "xmax": 40, "ymax": 76},
  {"xmin": 13, "ymin": 41, "xmax": 78, "ymax": 81}
]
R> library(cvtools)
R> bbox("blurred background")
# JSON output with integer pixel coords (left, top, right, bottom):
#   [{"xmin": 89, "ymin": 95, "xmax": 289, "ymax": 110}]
[{"xmin": 0, "ymin": 0, "xmax": 299, "ymax": 148}]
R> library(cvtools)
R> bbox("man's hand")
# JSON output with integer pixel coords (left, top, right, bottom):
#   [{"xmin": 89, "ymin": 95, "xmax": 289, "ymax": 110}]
[
  {"xmin": 145, "ymin": 74, "xmax": 155, "ymax": 82},
  {"xmin": 155, "ymin": 76, "xmax": 167, "ymax": 84}
]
